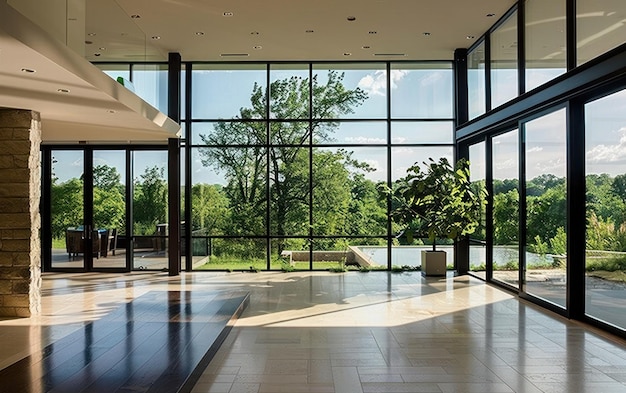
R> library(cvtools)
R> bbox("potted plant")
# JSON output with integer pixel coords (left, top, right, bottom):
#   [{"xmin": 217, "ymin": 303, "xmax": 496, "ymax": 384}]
[{"xmin": 380, "ymin": 157, "xmax": 486, "ymax": 276}]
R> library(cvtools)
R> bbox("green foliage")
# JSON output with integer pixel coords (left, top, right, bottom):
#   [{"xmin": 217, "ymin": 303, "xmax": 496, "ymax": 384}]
[
  {"xmin": 528, "ymin": 235, "xmax": 549, "ymax": 255},
  {"xmin": 198, "ymin": 71, "xmax": 371, "ymax": 256},
  {"xmin": 549, "ymin": 227, "xmax": 567, "ymax": 255},
  {"xmin": 493, "ymin": 189, "xmax": 519, "ymax": 245},
  {"xmin": 391, "ymin": 265, "xmax": 404, "ymax": 273},
  {"xmin": 380, "ymin": 157, "xmax": 487, "ymax": 251},
  {"xmin": 586, "ymin": 256, "xmax": 626, "ymax": 272},
  {"xmin": 133, "ymin": 166, "xmax": 167, "ymax": 235},
  {"xmin": 51, "ymin": 178, "xmax": 84, "ymax": 239}
]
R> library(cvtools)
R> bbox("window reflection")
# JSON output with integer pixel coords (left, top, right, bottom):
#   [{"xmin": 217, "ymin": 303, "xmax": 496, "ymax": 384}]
[
  {"xmin": 468, "ymin": 42, "xmax": 486, "ymax": 120},
  {"xmin": 491, "ymin": 11, "xmax": 519, "ymax": 108},
  {"xmin": 525, "ymin": 0, "xmax": 566, "ymax": 91},
  {"xmin": 524, "ymin": 108, "xmax": 567, "ymax": 308},
  {"xmin": 585, "ymin": 88, "xmax": 626, "ymax": 329},
  {"xmin": 577, "ymin": 0, "xmax": 626, "ymax": 66}
]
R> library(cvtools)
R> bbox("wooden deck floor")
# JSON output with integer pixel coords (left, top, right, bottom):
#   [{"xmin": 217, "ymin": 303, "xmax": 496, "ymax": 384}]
[{"xmin": 0, "ymin": 290, "xmax": 249, "ymax": 393}]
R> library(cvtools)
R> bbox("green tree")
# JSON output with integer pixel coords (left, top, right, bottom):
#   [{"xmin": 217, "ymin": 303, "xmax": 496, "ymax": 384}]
[
  {"xmin": 133, "ymin": 166, "xmax": 167, "ymax": 235},
  {"xmin": 51, "ymin": 178, "xmax": 83, "ymax": 239},
  {"xmin": 199, "ymin": 71, "xmax": 368, "ymax": 255},
  {"xmin": 493, "ymin": 188, "xmax": 519, "ymax": 245},
  {"xmin": 191, "ymin": 183, "xmax": 230, "ymax": 235}
]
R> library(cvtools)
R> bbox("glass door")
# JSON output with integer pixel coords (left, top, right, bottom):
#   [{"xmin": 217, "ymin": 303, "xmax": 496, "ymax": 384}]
[
  {"xmin": 92, "ymin": 150, "xmax": 127, "ymax": 269},
  {"xmin": 47, "ymin": 149, "xmax": 129, "ymax": 272},
  {"xmin": 50, "ymin": 150, "xmax": 88, "ymax": 269}
]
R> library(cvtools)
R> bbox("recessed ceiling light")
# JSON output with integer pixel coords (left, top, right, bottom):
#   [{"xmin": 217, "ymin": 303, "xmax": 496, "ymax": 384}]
[
  {"xmin": 87, "ymin": 32, "xmax": 96, "ymax": 36},
  {"xmin": 305, "ymin": 29, "xmax": 314, "ymax": 33},
  {"xmin": 423, "ymin": 32, "xmax": 431, "ymax": 36},
  {"xmin": 347, "ymin": 16, "xmax": 356, "ymax": 21},
  {"xmin": 21, "ymin": 68, "xmax": 36, "ymax": 73},
  {"xmin": 99, "ymin": 47, "xmax": 106, "ymax": 50},
  {"xmin": 195, "ymin": 31, "xmax": 205, "ymax": 36},
  {"xmin": 107, "ymin": 110, "xmax": 116, "ymax": 114},
  {"xmin": 223, "ymin": 11, "xmax": 233, "ymax": 17},
  {"xmin": 151, "ymin": 36, "xmax": 161, "ymax": 40},
  {"xmin": 85, "ymin": 40, "xmax": 93, "ymax": 45},
  {"xmin": 362, "ymin": 45, "xmax": 371, "ymax": 49},
  {"xmin": 368, "ymin": 31, "xmax": 377, "ymax": 34},
  {"xmin": 253, "ymin": 45, "xmax": 262, "ymax": 50},
  {"xmin": 57, "ymin": 88, "xmax": 70, "ymax": 93},
  {"xmin": 94, "ymin": 53, "xmax": 101, "ymax": 56},
  {"xmin": 466, "ymin": 35, "xmax": 475, "ymax": 39},
  {"xmin": 250, "ymin": 31, "xmax": 259, "ymax": 35},
  {"xmin": 344, "ymin": 52, "xmax": 352, "ymax": 56},
  {"xmin": 130, "ymin": 14, "xmax": 140, "ymax": 19},
  {"xmin": 486, "ymin": 13, "xmax": 496, "ymax": 17}
]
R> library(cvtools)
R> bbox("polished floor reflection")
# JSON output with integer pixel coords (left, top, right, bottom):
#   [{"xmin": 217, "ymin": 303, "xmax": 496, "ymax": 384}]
[{"xmin": 1, "ymin": 272, "xmax": 625, "ymax": 393}]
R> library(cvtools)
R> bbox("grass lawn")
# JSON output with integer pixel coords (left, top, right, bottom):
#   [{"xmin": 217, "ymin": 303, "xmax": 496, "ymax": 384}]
[{"xmin": 195, "ymin": 258, "xmax": 347, "ymax": 271}]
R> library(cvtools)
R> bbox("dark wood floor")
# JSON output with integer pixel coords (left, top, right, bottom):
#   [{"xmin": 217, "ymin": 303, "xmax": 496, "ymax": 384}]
[{"xmin": 0, "ymin": 290, "xmax": 249, "ymax": 393}]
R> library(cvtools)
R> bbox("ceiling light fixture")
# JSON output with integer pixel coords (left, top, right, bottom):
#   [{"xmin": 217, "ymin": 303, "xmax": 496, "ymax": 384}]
[
  {"xmin": 85, "ymin": 40, "xmax": 93, "ymax": 45},
  {"xmin": 486, "ymin": 13, "xmax": 496, "ymax": 17},
  {"xmin": 130, "ymin": 14, "xmax": 140, "ymax": 19},
  {"xmin": 99, "ymin": 47, "xmax": 106, "ymax": 50},
  {"xmin": 423, "ymin": 32, "xmax": 431, "ymax": 36},
  {"xmin": 21, "ymin": 68, "xmax": 36, "ymax": 73},
  {"xmin": 107, "ymin": 110, "xmax": 116, "ymax": 114},
  {"xmin": 195, "ymin": 31, "xmax": 205, "ymax": 36},
  {"xmin": 250, "ymin": 31, "xmax": 259, "ymax": 35},
  {"xmin": 253, "ymin": 45, "xmax": 262, "ymax": 50},
  {"xmin": 373, "ymin": 53, "xmax": 406, "ymax": 57},
  {"xmin": 87, "ymin": 32, "xmax": 96, "ymax": 36},
  {"xmin": 369, "ymin": 31, "xmax": 377, "ymax": 34},
  {"xmin": 223, "ymin": 12, "xmax": 233, "ymax": 17},
  {"xmin": 344, "ymin": 52, "xmax": 352, "ymax": 56},
  {"xmin": 151, "ymin": 36, "xmax": 161, "ymax": 40},
  {"xmin": 466, "ymin": 35, "xmax": 475, "ymax": 39},
  {"xmin": 94, "ymin": 53, "xmax": 101, "ymax": 56},
  {"xmin": 362, "ymin": 45, "xmax": 371, "ymax": 49},
  {"xmin": 305, "ymin": 29, "xmax": 314, "ymax": 33},
  {"xmin": 347, "ymin": 16, "xmax": 356, "ymax": 21},
  {"xmin": 57, "ymin": 88, "xmax": 70, "ymax": 93}
]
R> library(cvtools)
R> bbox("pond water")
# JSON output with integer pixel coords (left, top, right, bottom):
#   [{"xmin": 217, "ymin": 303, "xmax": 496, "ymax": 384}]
[{"xmin": 358, "ymin": 245, "xmax": 549, "ymax": 267}]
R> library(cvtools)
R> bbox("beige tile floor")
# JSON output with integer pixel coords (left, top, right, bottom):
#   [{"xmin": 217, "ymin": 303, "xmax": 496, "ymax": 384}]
[{"xmin": 1, "ymin": 271, "xmax": 625, "ymax": 393}]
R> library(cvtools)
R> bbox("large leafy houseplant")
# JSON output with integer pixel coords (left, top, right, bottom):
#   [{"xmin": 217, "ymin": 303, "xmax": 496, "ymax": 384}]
[{"xmin": 381, "ymin": 157, "xmax": 486, "ymax": 251}]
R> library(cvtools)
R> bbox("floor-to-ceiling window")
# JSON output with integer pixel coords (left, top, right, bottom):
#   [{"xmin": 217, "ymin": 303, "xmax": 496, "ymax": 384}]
[
  {"xmin": 186, "ymin": 62, "xmax": 454, "ymax": 271},
  {"xmin": 491, "ymin": 10, "xmax": 519, "ymax": 109},
  {"xmin": 469, "ymin": 142, "xmax": 487, "ymax": 278},
  {"xmin": 491, "ymin": 129, "xmax": 520, "ymax": 288},
  {"xmin": 523, "ymin": 108, "xmax": 567, "ymax": 308},
  {"xmin": 585, "ymin": 88, "xmax": 626, "ymax": 329}
]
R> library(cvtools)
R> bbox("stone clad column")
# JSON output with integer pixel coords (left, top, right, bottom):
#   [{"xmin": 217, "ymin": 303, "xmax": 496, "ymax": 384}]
[{"xmin": 0, "ymin": 108, "xmax": 42, "ymax": 317}]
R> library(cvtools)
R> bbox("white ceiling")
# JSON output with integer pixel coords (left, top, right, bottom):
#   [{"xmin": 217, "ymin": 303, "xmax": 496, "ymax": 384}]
[
  {"xmin": 0, "ymin": 1, "xmax": 180, "ymax": 144},
  {"xmin": 87, "ymin": 0, "xmax": 517, "ymax": 62},
  {"xmin": 0, "ymin": 0, "xmax": 521, "ymax": 144}
]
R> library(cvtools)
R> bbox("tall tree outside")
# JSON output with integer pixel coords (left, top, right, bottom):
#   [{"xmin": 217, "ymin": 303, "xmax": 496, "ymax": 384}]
[{"xmin": 198, "ymin": 71, "xmax": 382, "ymax": 257}]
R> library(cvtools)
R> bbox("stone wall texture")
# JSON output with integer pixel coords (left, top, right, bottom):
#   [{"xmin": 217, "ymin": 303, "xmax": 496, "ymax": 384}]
[{"xmin": 0, "ymin": 108, "xmax": 42, "ymax": 317}]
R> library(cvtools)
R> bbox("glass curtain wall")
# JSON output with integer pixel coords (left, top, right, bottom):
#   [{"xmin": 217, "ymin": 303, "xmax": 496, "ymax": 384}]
[
  {"xmin": 524, "ymin": 0, "xmax": 566, "ymax": 91},
  {"xmin": 188, "ymin": 62, "xmax": 454, "ymax": 271},
  {"xmin": 577, "ymin": 0, "xmax": 626, "ymax": 66},
  {"xmin": 585, "ymin": 88, "xmax": 626, "ymax": 329},
  {"xmin": 491, "ymin": 130, "xmax": 520, "ymax": 288},
  {"xmin": 468, "ymin": 41, "xmax": 486, "ymax": 120},
  {"xmin": 491, "ymin": 10, "xmax": 519, "ymax": 109},
  {"xmin": 523, "ymin": 108, "xmax": 567, "ymax": 308},
  {"xmin": 50, "ymin": 150, "xmax": 85, "ymax": 269},
  {"xmin": 132, "ymin": 151, "xmax": 168, "ymax": 270},
  {"xmin": 469, "ymin": 142, "xmax": 487, "ymax": 277}
]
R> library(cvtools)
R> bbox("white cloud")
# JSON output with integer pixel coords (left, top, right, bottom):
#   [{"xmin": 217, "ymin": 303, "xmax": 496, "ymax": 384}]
[
  {"xmin": 527, "ymin": 146, "xmax": 543, "ymax": 153},
  {"xmin": 587, "ymin": 127, "xmax": 626, "ymax": 164},
  {"xmin": 344, "ymin": 136, "xmax": 386, "ymax": 144},
  {"xmin": 358, "ymin": 69, "xmax": 408, "ymax": 96}
]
